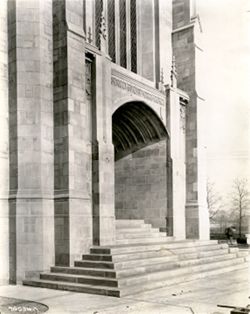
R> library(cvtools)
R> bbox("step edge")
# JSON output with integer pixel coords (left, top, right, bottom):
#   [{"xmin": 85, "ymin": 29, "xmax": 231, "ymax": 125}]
[
  {"xmin": 119, "ymin": 262, "xmax": 248, "ymax": 296},
  {"xmin": 118, "ymin": 257, "xmax": 246, "ymax": 284},
  {"xmin": 23, "ymin": 279, "xmax": 120, "ymax": 291}
]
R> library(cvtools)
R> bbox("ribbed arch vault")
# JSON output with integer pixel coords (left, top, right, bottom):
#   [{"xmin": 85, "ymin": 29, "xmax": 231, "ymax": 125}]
[{"xmin": 112, "ymin": 102, "xmax": 169, "ymax": 160}]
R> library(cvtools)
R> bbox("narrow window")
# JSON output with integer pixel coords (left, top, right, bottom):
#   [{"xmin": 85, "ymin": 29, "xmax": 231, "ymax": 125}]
[
  {"xmin": 95, "ymin": 0, "xmax": 103, "ymax": 49},
  {"xmin": 119, "ymin": 0, "xmax": 127, "ymax": 68},
  {"xmin": 130, "ymin": 0, "xmax": 137, "ymax": 73},
  {"xmin": 83, "ymin": 0, "xmax": 86, "ymax": 33},
  {"xmin": 108, "ymin": 0, "xmax": 116, "ymax": 62}
]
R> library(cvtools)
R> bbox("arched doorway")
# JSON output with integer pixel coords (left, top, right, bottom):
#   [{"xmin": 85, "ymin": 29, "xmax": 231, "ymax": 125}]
[{"xmin": 112, "ymin": 101, "xmax": 170, "ymax": 230}]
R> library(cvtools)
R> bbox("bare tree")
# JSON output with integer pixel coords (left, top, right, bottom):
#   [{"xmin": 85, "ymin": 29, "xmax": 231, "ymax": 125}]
[
  {"xmin": 214, "ymin": 209, "xmax": 231, "ymax": 233},
  {"xmin": 206, "ymin": 180, "xmax": 223, "ymax": 222},
  {"xmin": 230, "ymin": 178, "xmax": 250, "ymax": 237}
]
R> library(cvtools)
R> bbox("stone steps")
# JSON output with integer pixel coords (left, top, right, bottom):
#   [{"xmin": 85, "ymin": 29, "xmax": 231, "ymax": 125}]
[
  {"xmin": 81, "ymin": 254, "xmax": 112, "ymax": 262},
  {"xmin": 115, "ymin": 219, "xmax": 146, "ymax": 228},
  {"xmin": 74, "ymin": 260, "xmax": 114, "ymax": 269},
  {"xmin": 105, "ymin": 248, "xmax": 175, "ymax": 262},
  {"xmin": 51, "ymin": 266, "xmax": 116, "ymax": 278},
  {"xmin": 177, "ymin": 248, "xmax": 230, "ymax": 260},
  {"xmin": 177, "ymin": 252, "xmax": 237, "ymax": 267},
  {"xmin": 23, "ymin": 219, "xmax": 249, "ymax": 297},
  {"xmin": 115, "ymin": 236, "xmax": 169, "ymax": 245},
  {"xmin": 30, "ymin": 256, "xmax": 246, "ymax": 290},
  {"xmin": 120, "ymin": 262, "xmax": 248, "ymax": 297},
  {"xmin": 117, "ymin": 257, "xmax": 246, "ymax": 287},
  {"xmin": 115, "ymin": 220, "xmax": 169, "ymax": 244},
  {"xmin": 86, "ymin": 244, "xmax": 227, "ymax": 262},
  {"xmin": 51, "ymin": 253, "xmax": 238, "ymax": 280},
  {"xmin": 24, "ymin": 262, "xmax": 246, "ymax": 298},
  {"xmin": 114, "ymin": 255, "xmax": 178, "ymax": 270},
  {"xmin": 116, "ymin": 231, "xmax": 166, "ymax": 239},
  {"xmin": 76, "ymin": 250, "xmax": 240, "ymax": 277},
  {"xmin": 24, "ymin": 256, "xmax": 248, "ymax": 297},
  {"xmin": 116, "ymin": 226, "xmax": 157, "ymax": 233},
  {"xmin": 40, "ymin": 273, "xmax": 118, "ymax": 287},
  {"xmin": 90, "ymin": 241, "xmax": 225, "ymax": 256},
  {"xmin": 115, "ymin": 253, "xmax": 239, "ymax": 278},
  {"xmin": 23, "ymin": 279, "xmax": 120, "ymax": 297},
  {"xmin": 170, "ymin": 242, "xmax": 228, "ymax": 252},
  {"xmin": 104, "ymin": 239, "xmax": 218, "ymax": 252}
]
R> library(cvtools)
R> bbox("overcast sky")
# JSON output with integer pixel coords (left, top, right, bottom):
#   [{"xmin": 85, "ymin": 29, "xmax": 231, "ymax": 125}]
[{"xmin": 197, "ymin": 0, "xmax": 250, "ymax": 199}]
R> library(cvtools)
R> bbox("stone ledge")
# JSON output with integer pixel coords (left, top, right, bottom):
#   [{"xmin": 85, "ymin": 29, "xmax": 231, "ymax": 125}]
[{"xmin": 66, "ymin": 22, "xmax": 85, "ymax": 40}]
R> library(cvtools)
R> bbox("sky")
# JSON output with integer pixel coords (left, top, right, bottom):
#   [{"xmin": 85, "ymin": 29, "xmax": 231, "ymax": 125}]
[{"xmin": 197, "ymin": 0, "xmax": 250, "ymax": 201}]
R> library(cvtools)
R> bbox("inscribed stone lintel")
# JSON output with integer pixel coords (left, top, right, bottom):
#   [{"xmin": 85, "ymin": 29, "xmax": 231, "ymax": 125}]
[
  {"xmin": 111, "ymin": 69, "xmax": 166, "ymax": 106},
  {"xmin": 111, "ymin": 76, "xmax": 165, "ymax": 106}
]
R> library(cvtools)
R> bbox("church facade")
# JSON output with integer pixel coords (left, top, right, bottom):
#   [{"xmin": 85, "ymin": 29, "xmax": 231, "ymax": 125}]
[{"xmin": 0, "ymin": 0, "xmax": 209, "ymax": 285}]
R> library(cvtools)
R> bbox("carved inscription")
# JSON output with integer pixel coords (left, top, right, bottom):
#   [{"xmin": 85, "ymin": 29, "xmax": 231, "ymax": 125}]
[{"xmin": 111, "ymin": 76, "xmax": 165, "ymax": 106}]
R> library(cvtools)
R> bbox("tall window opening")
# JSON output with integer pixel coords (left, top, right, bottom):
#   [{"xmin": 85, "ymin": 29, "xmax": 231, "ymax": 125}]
[
  {"xmin": 130, "ymin": 0, "xmax": 137, "ymax": 73},
  {"xmin": 83, "ymin": 0, "xmax": 86, "ymax": 33},
  {"xmin": 95, "ymin": 0, "xmax": 103, "ymax": 49},
  {"xmin": 108, "ymin": 0, "xmax": 116, "ymax": 62},
  {"xmin": 119, "ymin": 0, "xmax": 127, "ymax": 68}
]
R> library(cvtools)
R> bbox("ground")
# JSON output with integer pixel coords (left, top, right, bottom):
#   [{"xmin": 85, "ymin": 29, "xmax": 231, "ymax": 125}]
[{"xmin": 0, "ymin": 264, "xmax": 249, "ymax": 314}]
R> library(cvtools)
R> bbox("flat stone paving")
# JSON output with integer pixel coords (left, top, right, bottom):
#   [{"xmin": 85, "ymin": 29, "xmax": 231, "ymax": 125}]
[{"xmin": 0, "ymin": 264, "xmax": 249, "ymax": 314}]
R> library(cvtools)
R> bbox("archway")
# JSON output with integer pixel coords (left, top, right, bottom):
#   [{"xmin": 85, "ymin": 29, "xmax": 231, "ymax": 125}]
[{"xmin": 112, "ymin": 101, "xmax": 170, "ymax": 229}]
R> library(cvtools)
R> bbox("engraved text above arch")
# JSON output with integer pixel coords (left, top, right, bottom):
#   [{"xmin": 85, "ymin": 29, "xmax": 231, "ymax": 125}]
[{"xmin": 111, "ymin": 76, "xmax": 165, "ymax": 107}]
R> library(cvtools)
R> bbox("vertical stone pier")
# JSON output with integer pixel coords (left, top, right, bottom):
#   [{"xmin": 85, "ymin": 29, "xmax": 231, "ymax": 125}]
[
  {"xmin": 8, "ymin": 0, "xmax": 54, "ymax": 282},
  {"xmin": 53, "ymin": 0, "xmax": 93, "ymax": 266},
  {"xmin": 166, "ymin": 84, "xmax": 187, "ymax": 240},
  {"xmin": 0, "ymin": 0, "xmax": 9, "ymax": 285},
  {"xmin": 92, "ymin": 52, "xmax": 116, "ymax": 246},
  {"xmin": 172, "ymin": 0, "xmax": 209, "ymax": 239}
]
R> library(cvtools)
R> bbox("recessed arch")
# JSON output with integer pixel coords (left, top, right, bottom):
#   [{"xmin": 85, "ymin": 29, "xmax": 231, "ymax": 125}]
[{"xmin": 112, "ymin": 101, "xmax": 169, "ymax": 160}]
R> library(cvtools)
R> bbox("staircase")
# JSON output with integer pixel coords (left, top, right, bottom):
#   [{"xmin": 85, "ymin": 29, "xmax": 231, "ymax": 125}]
[{"xmin": 23, "ymin": 219, "xmax": 249, "ymax": 297}]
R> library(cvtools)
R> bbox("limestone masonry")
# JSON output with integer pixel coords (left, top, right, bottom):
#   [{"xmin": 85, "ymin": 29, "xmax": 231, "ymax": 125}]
[{"xmin": 0, "ymin": 0, "xmax": 210, "ymax": 285}]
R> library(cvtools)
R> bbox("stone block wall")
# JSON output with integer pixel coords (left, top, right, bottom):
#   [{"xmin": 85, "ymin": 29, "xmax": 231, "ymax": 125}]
[
  {"xmin": 172, "ymin": 23, "xmax": 201, "ymax": 238},
  {"xmin": 166, "ymin": 87, "xmax": 187, "ymax": 239},
  {"xmin": 0, "ymin": 0, "xmax": 9, "ymax": 285},
  {"xmin": 172, "ymin": 26, "xmax": 196, "ymax": 203},
  {"xmin": 7, "ymin": 0, "xmax": 55, "ymax": 282},
  {"xmin": 115, "ymin": 140, "xmax": 167, "ymax": 228},
  {"xmin": 92, "ymin": 54, "xmax": 116, "ymax": 246},
  {"xmin": 53, "ymin": 0, "xmax": 93, "ymax": 266},
  {"xmin": 172, "ymin": 0, "xmax": 209, "ymax": 239},
  {"xmin": 172, "ymin": 0, "xmax": 191, "ymax": 29}
]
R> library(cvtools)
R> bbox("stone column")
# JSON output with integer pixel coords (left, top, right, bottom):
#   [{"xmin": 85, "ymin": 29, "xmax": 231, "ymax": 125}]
[
  {"xmin": 53, "ymin": 0, "xmax": 93, "ymax": 266},
  {"xmin": 172, "ymin": 0, "xmax": 209, "ymax": 240},
  {"xmin": 0, "ymin": 0, "xmax": 9, "ymax": 285},
  {"xmin": 8, "ymin": 0, "xmax": 54, "ymax": 283},
  {"xmin": 166, "ymin": 85, "xmax": 187, "ymax": 240},
  {"xmin": 92, "ymin": 51, "xmax": 116, "ymax": 246}
]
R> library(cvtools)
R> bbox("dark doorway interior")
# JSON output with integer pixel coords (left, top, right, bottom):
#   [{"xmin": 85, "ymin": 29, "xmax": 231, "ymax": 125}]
[{"xmin": 112, "ymin": 102, "xmax": 169, "ymax": 229}]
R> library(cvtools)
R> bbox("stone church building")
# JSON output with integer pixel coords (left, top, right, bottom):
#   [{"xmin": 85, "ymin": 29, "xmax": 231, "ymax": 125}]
[{"xmin": 2, "ymin": 0, "xmax": 246, "ymax": 297}]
